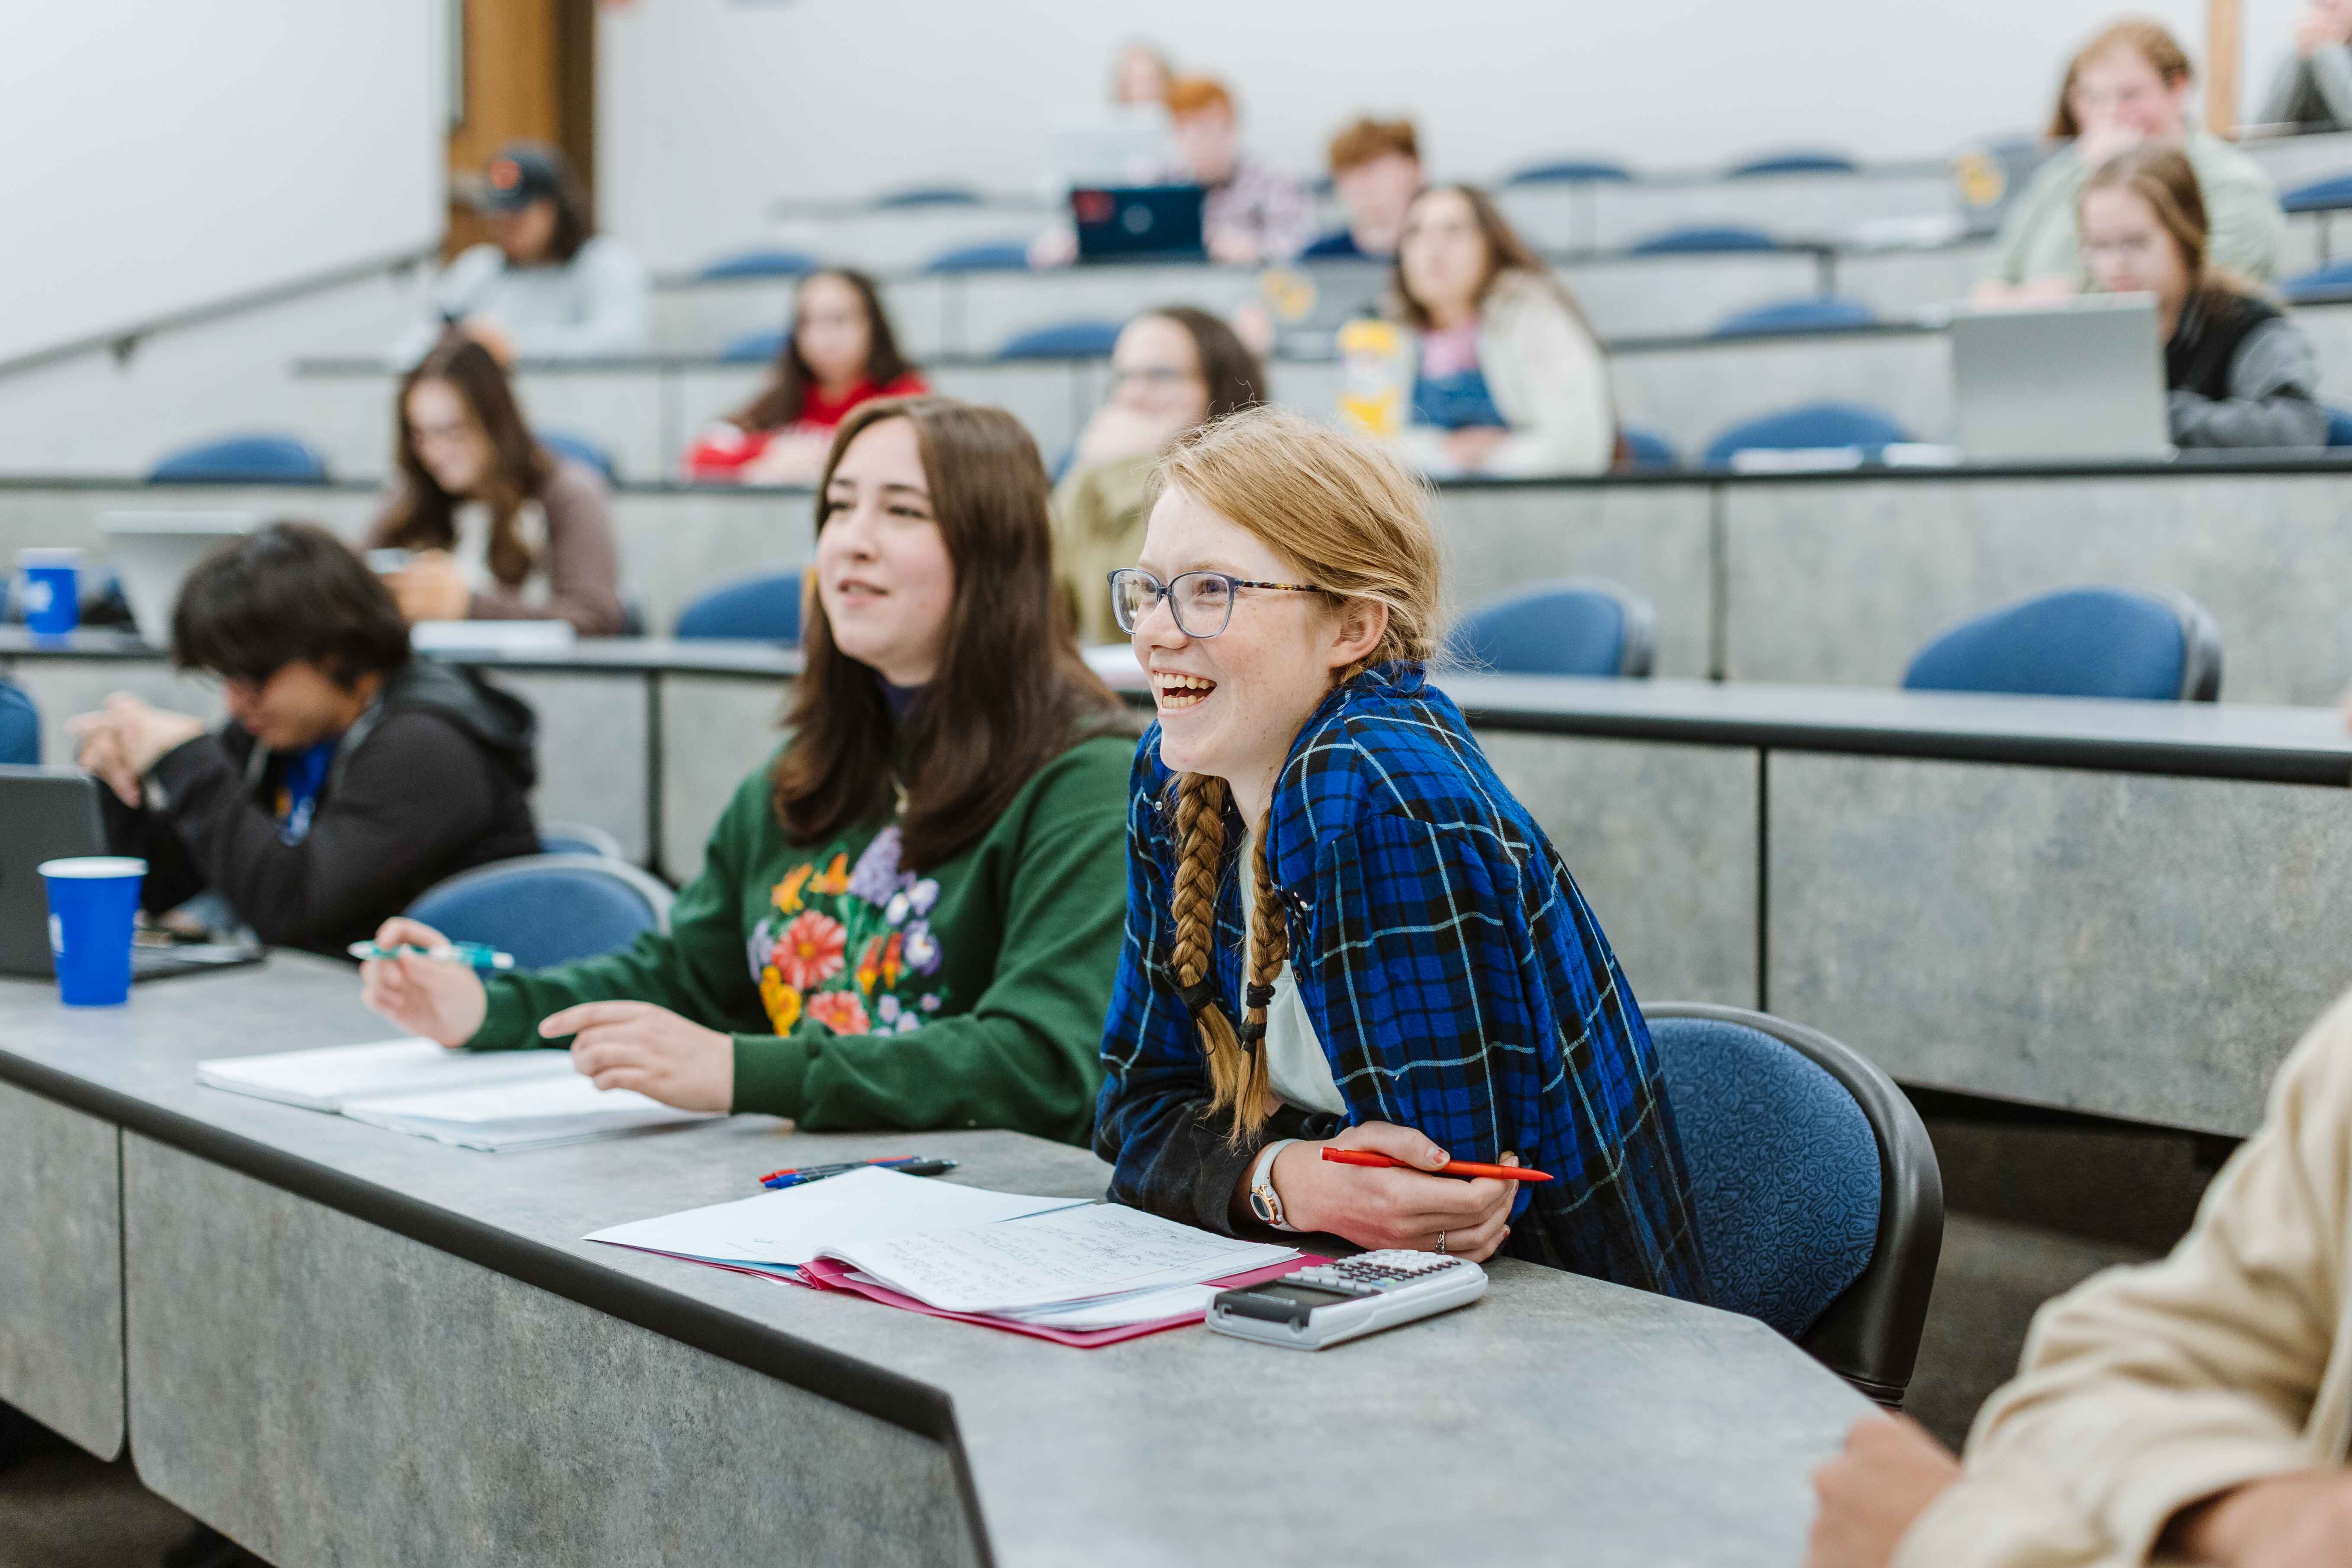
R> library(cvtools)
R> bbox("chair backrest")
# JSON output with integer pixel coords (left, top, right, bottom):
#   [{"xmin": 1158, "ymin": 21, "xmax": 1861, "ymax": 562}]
[
  {"xmin": 149, "ymin": 434, "xmax": 328, "ymax": 485},
  {"xmin": 1503, "ymin": 158, "xmax": 1635, "ymax": 186},
  {"xmin": 1628, "ymin": 224, "xmax": 1780, "ymax": 255},
  {"xmin": 720, "ymin": 327, "xmax": 788, "ymax": 364},
  {"xmin": 674, "ymin": 569, "xmax": 804, "ymax": 642},
  {"xmin": 1729, "ymin": 150, "xmax": 1859, "ymax": 177},
  {"xmin": 925, "ymin": 239, "xmax": 1033, "ymax": 273},
  {"xmin": 2282, "ymin": 172, "xmax": 2352, "ymax": 213},
  {"xmin": 404, "ymin": 854, "xmax": 672, "ymax": 971},
  {"xmin": 1447, "ymin": 578, "xmax": 1656, "ymax": 678},
  {"xmin": 1647, "ymin": 1002, "xmax": 1944, "ymax": 1407},
  {"xmin": 1711, "ymin": 296, "xmax": 1877, "ymax": 339},
  {"xmin": 2327, "ymin": 405, "xmax": 2352, "ymax": 447},
  {"xmin": 1618, "ymin": 425, "xmax": 1680, "ymax": 469},
  {"xmin": 698, "ymin": 248, "xmax": 821, "ymax": 281},
  {"xmin": 0, "ymin": 681, "xmax": 39, "ymax": 766},
  {"xmin": 538, "ymin": 432, "xmax": 618, "ymax": 484},
  {"xmin": 537, "ymin": 821, "xmax": 625, "ymax": 860},
  {"xmin": 1902, "ymin": 585, "xmax": 2222, "ymax": 702},
  {"xmin": 996, "ymin": 318, "xmax": 1125, "ymax": 360},
  {"xmin": 876, "ymin": 184, "xmax": 982, "ymax": 208},
  {"xmin": 2284, "ymin": 259, "xmax": 2352, "ymax": 305},
  {"xmin": 1701, "ymin": 401, "xmax": 1913, "ymax": 467}
]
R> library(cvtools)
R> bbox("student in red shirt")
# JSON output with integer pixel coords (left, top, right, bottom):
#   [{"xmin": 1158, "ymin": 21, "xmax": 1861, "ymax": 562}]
[{"xmin": 684, "ymin": 268, "xmax": 928, "ymax": 485}]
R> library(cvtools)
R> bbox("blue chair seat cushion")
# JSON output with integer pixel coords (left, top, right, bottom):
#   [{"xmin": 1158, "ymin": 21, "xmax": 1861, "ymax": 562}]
[{"xmin": 406, "ymin": 860, "xmax": 662, "ymax": 971}]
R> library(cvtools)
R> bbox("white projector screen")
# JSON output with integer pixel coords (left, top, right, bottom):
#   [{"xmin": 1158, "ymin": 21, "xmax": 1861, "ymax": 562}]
[{"xmin": 0, "ymin": 3, "xmax": 445, "ymax": 366}]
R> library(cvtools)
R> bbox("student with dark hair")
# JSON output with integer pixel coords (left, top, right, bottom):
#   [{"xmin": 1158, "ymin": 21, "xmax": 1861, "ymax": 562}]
[
  {"xmin": 391, "ymin": 142, "xmax": 652, "ymax": 364},
  {"xmin": 362, "ymin": 398, "xmax": 1137, "ymax": 1140},
  {"xmin": 1302, "ymin": 117, "xmax": 1424, "ymax": 261},
  {"xmin": 1389, "ymin": 184, "xmax": 1615, "ymax": 476},
  {"xmin": 366, "ymin": 336, "xmax": 626, "ymax": 634},
  {"xmin": 66, "ymin": 523, "xmax": 539, "ymax": 957},
  {"xmin": 1051, "ymin": 305, "xmax": 1267, "ymax": 643},
  {"xmin": 683, "ymin": 269, "xmax": 930, "ymax": 485}
]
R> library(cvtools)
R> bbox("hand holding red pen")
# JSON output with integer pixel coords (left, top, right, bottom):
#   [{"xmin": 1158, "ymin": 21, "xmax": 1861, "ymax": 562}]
[{"xmin": 1245, "ymin": 1122, "xmax": 1519, "ymax": 1261}]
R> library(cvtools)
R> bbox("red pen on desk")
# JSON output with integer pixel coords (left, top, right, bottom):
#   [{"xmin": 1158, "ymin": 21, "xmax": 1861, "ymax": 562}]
[{"xmin": 1321, "ymin": 1148, "xmax": 1554, "ymax": 1183}]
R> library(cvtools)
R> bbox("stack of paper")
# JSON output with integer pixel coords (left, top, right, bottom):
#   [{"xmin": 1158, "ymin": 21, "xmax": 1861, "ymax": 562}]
[{"xmin": 197, "ymin": 1038, "xmax": 719, "ymax": 1151}]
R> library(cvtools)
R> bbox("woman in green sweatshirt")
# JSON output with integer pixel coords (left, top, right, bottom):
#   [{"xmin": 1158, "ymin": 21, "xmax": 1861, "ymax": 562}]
[{"xmin": 359, "ymin": 397, "xmax": 1136, "ymax": 1144}]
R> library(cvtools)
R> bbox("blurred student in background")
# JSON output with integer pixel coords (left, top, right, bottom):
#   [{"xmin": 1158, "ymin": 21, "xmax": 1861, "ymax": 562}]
[
  {"xmin": 1979, "ymin": 19, "xmax": 2283, "ymax": 301},
  {"xmin": 362, "ymin": 398, "xmax": 1137, "ymax": 1142},
  {"xmin": 1388, "ymin": 184, "xmax": 1614, "ymax": 477},
  {"xmin": 69, "ymin": 524, "xmax": 539, "ymax": 956},
  {"xmin": 367, "ymin": 336, "xmax": 626, "ymax": 635},
  {"xmin": 1111, "ymin": 39, "xmax": 1174, "ymax": 106},
  {"xmin": 2081, "ymin": 147, "xmax": 2326, "ymax": 448},
  {"xmin": 1301, "ymin": 117, "xmax": 1425, "ymax": 262},
  {"xmin": 0, "ymin": 679, "xmax": 37, "ymax": 765},
  {"xmin": 2256, "ymin": 0, "xmax": 2352, "ymax": 132},
  {"xmin": 392, "ymin": 143, "xmax": 651, "ymax": 365},
  {"xmin": 1053, "ymin": 306, "xmax": 1267, "ymax": 643},
  {"xmin": 684, "ymin": 269, "xmax": 929, "ymax": 486}
]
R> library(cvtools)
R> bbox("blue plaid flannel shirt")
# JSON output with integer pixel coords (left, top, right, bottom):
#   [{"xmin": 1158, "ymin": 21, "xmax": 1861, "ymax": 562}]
[{"xmin": 1095, "ymin": 661, "xmax": 1709, "ymax": 1300}]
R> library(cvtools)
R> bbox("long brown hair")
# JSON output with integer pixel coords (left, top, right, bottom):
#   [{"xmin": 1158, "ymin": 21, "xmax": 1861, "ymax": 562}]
[
  {"xmin": 2080, "ymin": 144, "xmax": 2256, "ymax": 312},
  {"xmin": 1390, "ymin": 182, "xmax": 1593, "ymax": 334},
  {"xmin": 732, "ymin": 269, "xmax": 916, "ymax": 434},
  {"xmin": 770, "ymin": 396, "xmax": 1128, "ymax": 867},
  {"xmin": 1150, "ymin": 408, "xmax": 1441, "ymax": 1135},
  {"xmin": 2047, "ymin": 18, "xmax": 2191, "ymax": 139},
  {"xmin": 380, "ymin": 335, "xmax": 554, "ymax": 588},
  {"xmin": 1139, "ymin": 304, "xmax": 1268, "ymax": 424}
]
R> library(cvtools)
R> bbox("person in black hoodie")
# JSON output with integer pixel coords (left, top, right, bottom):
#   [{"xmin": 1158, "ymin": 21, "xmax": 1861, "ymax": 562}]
[
  {"xmin": 67, "ymin": 521, "xmax": 541, "ymax": 956},
  {"xmin": 2077, "ymin": 145, "xmax": 2329, "ymax": 449}
]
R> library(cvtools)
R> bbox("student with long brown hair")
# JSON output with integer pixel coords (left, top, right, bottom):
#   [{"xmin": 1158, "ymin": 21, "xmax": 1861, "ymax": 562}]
[
  {"xmin": 365, "ymin": 335, "xmax": 625, "ymax": 635},
  {"xmin": 1387, "ymin": 184, "xmax": 1615, "ymax": 477},
  {"xmin": 2079, "ymin": 146, "xmax": 2326, "ymax": 447},
  {"xmin": 361, "ymin": 397, "xmax": 1136, "ymax": 1141},
  {"xmin": 1094, "ymin": 407, "xmax": 1706, "ymax": 1290},
  {"xmin": 683, "ymin": 268, "xmax": 929, "ymax": 485}
]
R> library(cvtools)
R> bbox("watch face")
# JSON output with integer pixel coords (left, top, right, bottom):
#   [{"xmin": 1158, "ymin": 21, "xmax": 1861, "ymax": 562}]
[{"xmin": 1248, "ymin": 1189, "xmax": 1276, "ymax": 1223}]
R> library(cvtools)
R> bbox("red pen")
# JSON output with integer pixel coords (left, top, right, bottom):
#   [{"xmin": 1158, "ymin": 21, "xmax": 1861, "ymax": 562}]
[{"xmin": 1322, "ymin": 1148, "xmax": 1554, "ymax": 1183}]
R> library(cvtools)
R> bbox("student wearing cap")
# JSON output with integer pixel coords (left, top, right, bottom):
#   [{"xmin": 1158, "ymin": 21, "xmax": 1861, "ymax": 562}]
[
  {"xmin": 391, "ymin": 142, "xmax": 653, "ymax": 365},
  {"xmin": 1301, "ymin": 118, "xmax": 1424, "ymax": 262}
]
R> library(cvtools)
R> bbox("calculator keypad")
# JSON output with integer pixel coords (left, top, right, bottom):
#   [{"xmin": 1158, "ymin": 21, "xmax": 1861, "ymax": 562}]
[{"xmin": 1293, "ymin": 1250, "xmax": 1469, "ymax": 1296}]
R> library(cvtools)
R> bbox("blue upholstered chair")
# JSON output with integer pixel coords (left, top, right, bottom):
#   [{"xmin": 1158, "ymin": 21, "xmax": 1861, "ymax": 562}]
[
  {"xmin": 996, "ymin": 319, "xmax": 1124, "ymax": 360},
  {"xmin": 1728, "ymin": 150, "xmax": 1860, "ymax": 177},
  {"xmin": 1701, "ymin": 401, "xmax": 1913, "ymax": 468},
  {"xmin": 1628, "ymin": 225, "xmax": 1780, "ymax": 255},
  {"xmin": 1648, "ymin": 1002, "xmax": 1944, "ymax": 1406},
  {"xmin": 697, "ymin": 248, "xmax": 821, "ymax": 281},
  {"xmin": 1903, "ymin": 586, "xmax": 2222, "ymax": 702},
  {"xmin": 1711, "ymin": 296, "xmax": 1878, "ymax": 338},
  {"xmin": 404, "ymin": 854, "xmax": 672, "ymax": 971},
  {"xmin": 149, "ymin": 434, "xmax": 328, "ymax": 484},
  {"xmin": 674, "ymin": 569, "xmax": 804, "ymax": 643},
  {"xmin": 875, "ymin": 185, "xmax": 983, "ymax": 208},
  {"xmin": 2283, "ymin": 173, "xmax": 2352, "ymax": 213},
  {"xmin": 538, "ymin": 821, "xmax": 625, "ymax": 860},
  {"xmin": 0, "ymin": 681, "xmax": 39, "ymax": 766},
  {"xmin": 2284, "ymin": 259, "xmax": 2352, "ymax": 305},
  {"xmin": 1447, "ymin": 579, "xmax": 1656, "ymax": 678},
  {"xmin": 1619, "ymin": 426, "xmax": 1680, "ymax": 469},
  {"xmin": 2326, "ymin": 405, "xmax": 2352, "ymax": 447},
  {"xmin": 720, "ymin": 327, "xmax": 788, "ymax": 364},
  {"xmin": 925, "ymin": 240, "xmax": 1033, "ymax": 273},
  {"xmin": 1502, "ymin": 158, "xmax": 1635, "ymax": 186},
  {"xmin": 538, "ymin": 431, "xmax": 618, "ymax": 484}
]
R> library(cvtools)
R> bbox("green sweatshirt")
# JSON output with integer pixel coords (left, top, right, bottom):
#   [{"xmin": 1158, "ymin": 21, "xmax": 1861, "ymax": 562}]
[{"xmin": 467, "ymin": 733, "xmax": 1134, "ymax": 1144}]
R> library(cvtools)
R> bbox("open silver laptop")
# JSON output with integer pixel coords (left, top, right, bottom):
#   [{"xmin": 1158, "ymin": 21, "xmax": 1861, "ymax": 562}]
[
  {"xmin": 97, "ymin": 511, "xmax": 258, "ymax": 650},
  {"xmin": 1950, "ymin": 294, "xmax": 2172, "ymax": 462}
]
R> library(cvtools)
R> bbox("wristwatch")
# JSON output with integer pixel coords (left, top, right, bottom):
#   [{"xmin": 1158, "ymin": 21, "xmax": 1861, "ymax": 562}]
[{"xmin": 1246, "ymin": 1138, "xmax": 1303, "ymax": 1231}]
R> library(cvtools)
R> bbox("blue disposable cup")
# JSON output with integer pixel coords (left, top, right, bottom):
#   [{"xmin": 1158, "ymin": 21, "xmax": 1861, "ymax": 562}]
[
  {"xmin": 38, "ymin": 857, "xmax": 146, "ymax": 1007},
  {"xmin": 17, "ymin": 548, "xmax": 82, "ymax": 636}
]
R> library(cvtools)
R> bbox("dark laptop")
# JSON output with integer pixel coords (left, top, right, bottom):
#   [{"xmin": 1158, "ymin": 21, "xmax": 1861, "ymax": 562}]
[
  {"xmin": 0, "ymin": 766, "xmax": 264, "ymax": 981},
  {"xmin": 1071, "ymin": 184, "xmax": 1207, "ymax": 262}
]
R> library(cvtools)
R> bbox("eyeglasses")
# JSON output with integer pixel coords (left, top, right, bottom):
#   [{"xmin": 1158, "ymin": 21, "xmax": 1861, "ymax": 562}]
[
  {"xmin": 1106, "ymin": 568, "xmax": 1326, "ymax": 638},
  {"xmin": 1108, "ymin": 366, "xmax": 1203, "ymax": 393}
]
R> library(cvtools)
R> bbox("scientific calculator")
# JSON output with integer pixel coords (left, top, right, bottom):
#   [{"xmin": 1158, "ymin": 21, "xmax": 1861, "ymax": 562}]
[{"xmin": 1206, "ymin": 1251, "xmax": 1488, "ymax": 1351}]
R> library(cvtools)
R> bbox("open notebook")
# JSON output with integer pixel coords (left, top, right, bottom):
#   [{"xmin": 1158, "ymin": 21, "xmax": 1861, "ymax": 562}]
[{"xmin": 197, "ymin": 1038, "xmax": 719, "ymax": 1151}]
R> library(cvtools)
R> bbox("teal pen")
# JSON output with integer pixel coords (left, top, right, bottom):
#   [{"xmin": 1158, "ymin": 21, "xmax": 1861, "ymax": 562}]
[{"xmin": 347, "ymin": 940, "xmax": 516, "ymax": 973}]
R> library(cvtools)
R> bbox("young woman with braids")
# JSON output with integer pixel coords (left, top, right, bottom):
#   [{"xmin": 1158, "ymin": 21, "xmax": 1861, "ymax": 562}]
[
  {"xmin": 359, "ymin": 397, "xmax": 1136, "ymax": 1141},
  {"xmin": 1094, "ymin": 407, "xmax": 1707, "ymax": 1290}
]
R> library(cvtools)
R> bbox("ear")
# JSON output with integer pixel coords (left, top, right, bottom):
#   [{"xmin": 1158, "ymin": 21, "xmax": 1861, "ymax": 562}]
[{"xmin": 1324, "ymin": 596, "xmax": 1390, "ymax": 674}]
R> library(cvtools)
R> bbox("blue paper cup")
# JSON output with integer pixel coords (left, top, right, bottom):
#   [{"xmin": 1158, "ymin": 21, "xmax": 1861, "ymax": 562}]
[
  {"xmin": 17, "ymin": 548, "xmax": 82, "ymax": 636},
  {"xmin": 38, "ymin": 857, "xmax": 146, "ymax": 1007}
]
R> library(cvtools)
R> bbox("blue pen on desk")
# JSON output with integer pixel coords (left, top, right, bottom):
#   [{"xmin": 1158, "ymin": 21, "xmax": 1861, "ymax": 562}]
[
  {"xmin": 347, "ymin": 939, "xmax": 515, "ymax": 974},
  {"xmin": 759, "ymin": 1156, "xmax": 958, "ymax": 1190}
]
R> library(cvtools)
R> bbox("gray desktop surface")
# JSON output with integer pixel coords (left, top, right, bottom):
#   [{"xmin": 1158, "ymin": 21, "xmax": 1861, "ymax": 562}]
[{"xmin": 0, "ymin": 956, "xmax": 1867, "ymax": 1566}]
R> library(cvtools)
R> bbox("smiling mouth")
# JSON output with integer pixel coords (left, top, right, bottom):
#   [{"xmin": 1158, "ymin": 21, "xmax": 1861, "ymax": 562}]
[{"xmin": 1152, "ymin": 671, "xmax": 1217, "ymax": 710}]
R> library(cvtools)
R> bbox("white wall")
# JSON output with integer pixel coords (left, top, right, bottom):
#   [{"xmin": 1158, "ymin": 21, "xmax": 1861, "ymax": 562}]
[
  {"xmin": 600, "ymin": 0, "xmax": 2304, "ymax": 271},
  {"xmin": 0, "ymin": 2, "xmax": 446, "ymax": 367}
]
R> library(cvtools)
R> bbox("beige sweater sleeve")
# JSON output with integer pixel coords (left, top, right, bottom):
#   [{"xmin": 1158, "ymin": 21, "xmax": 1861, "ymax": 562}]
[{"xmin": 1893, "ymin": 993, "xmax": 2352, "ymax": 1568}]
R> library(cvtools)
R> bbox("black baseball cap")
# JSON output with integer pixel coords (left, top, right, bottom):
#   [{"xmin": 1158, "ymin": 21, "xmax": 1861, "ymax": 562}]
[{"xmin": 473, "ymin": 142, "xmax": 566, "ymax": 213}]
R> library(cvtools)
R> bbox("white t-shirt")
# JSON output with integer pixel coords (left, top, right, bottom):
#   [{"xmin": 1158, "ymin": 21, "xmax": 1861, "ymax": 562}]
[
  {"xmin": 451, "ymin": 498, "xmax": 550, "ymax": 606},
  {"xmin": 1241, "ymin": 828, "xmax": 1347, "ymax": 1116}
]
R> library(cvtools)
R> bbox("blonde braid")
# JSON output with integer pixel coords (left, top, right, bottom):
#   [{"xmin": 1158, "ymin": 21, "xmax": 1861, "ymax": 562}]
[{"xmin": 1170, "ymin": 773, "xmax": 1259, "ymax": 1131}]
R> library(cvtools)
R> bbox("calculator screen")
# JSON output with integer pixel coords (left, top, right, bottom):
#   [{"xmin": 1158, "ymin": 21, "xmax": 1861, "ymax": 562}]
[{"xmin": 1252, "ymin": 1282, "xmax": 1357, "ymax": 1308}]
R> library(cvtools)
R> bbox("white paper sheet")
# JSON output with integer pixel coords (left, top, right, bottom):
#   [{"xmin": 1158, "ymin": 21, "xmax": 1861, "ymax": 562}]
[
  {"xmin": 584, "ymin": 1167, "xmax": 1090, "ymax": 1267},
  {"xmin": 339, "ymin": 1070, "xmax": 717, "ymax": 1151},
  {"xmin": 197, "ymin": 1038, "xmax": 573, "ymax": 1112},
  {"xmin": 818, "ymin": 1202, "xmax": 1295, "ymax": 1315}
]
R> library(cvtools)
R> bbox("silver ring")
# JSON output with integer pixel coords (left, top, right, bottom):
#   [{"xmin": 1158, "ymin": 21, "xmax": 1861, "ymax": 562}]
[{"xmin": 1436, "ymin": 1230, "xmax": 1448, "ymax": 1254}]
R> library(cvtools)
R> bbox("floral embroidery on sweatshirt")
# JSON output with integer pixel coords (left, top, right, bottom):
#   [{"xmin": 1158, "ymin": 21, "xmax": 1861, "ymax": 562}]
[{"xmin": 746, "ymin": 826, "xmax": 946, "ymax": 1037}]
